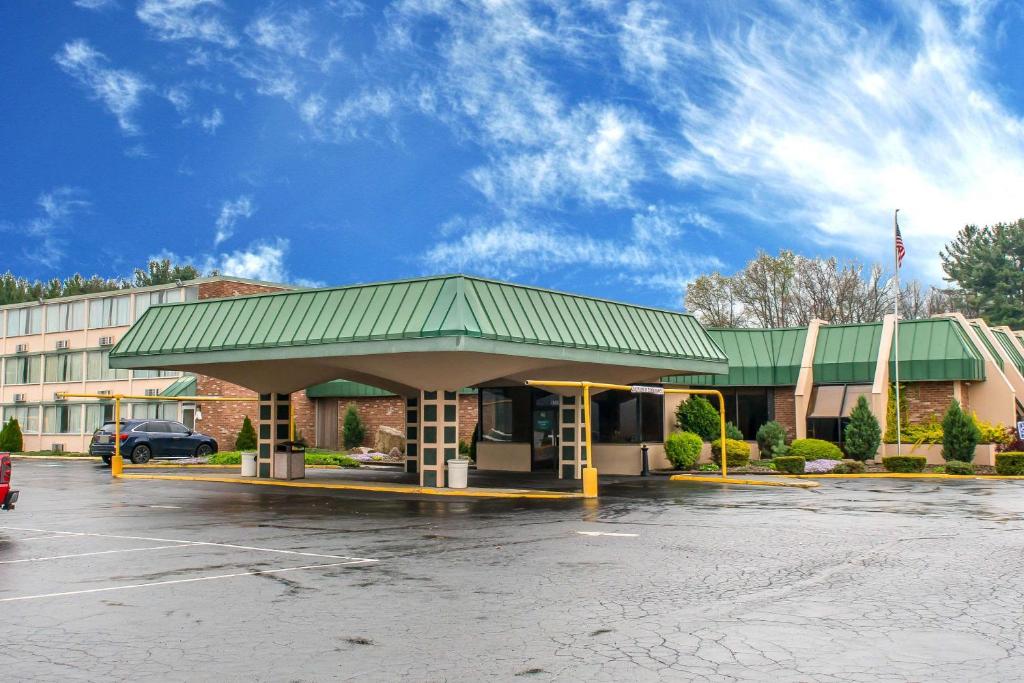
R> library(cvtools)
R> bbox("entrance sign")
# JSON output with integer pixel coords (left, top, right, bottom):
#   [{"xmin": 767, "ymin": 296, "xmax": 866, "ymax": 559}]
[
  {"xmin": 1018, "ymin": 421, "xmax": 1024, "ymax": 441},
  {"xmin": 630, "ymin": 385, "xmax": 665, "ymax": 395}
]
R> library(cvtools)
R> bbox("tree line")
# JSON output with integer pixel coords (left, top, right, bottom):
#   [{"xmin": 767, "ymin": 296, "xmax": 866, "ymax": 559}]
[
  {"xmin": 685, "ymin": 219, "xmax": 1023, "ymax": 329},
  {"xmin": 0, "ymin": 260, "xmax": 205, "ymax": 306}
]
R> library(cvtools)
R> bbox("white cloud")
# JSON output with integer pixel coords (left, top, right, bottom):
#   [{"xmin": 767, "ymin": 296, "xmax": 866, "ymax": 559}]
[
  {"xmin": 2, "ymin": 188, "xmax": 90, "ymax": 268},
  {"xmin": 204, "ymin": 239, "xmax": 290, "ymax": 282},
  {"xmin": 213, "ymin": 195, "xmax": 254, "ymax": 245},
  {"xmin": 74, "ymin": 0, "xmax": 117, "ymax": 10},
  {"xmin": 200, "ymin": 107, "xmax": 223, "ymax": 133},
  {"xmin": 137, "ymin": 0, "xmax": 237, "ymax": 47},
  {"xmin": 246, "ymin": 10, "xmax": 313, "ymax": 58},
  {"xmin": 54, "ymin": 40, "xmax": 150, "ymax": 135}
]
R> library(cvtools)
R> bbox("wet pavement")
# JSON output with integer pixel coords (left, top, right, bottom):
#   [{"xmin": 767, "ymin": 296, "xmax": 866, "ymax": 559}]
[{"xmin": 5, "ymin": 459, "xmax": 1024, "ymax": 681}]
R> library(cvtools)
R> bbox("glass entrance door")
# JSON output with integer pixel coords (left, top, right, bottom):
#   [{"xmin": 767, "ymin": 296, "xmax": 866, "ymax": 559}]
[{"xmin": 532, "ymin": 392, "xmax": 559, "ymax": 472}]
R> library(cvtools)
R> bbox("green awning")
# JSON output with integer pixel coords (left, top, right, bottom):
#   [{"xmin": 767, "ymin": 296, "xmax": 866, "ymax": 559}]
[
  {"xmin": 665, "ymin": 327, "xmax": 807, "ymax": 386},
  {"xmin": 306, "ymin": 380, "xmax": 477, "ymax": 398},
  {"xmin": 813, "ymin": 323, "xmax": 882, "ymax": 384},
  {"xmin": 971, "ymin": 323, "xmax": 1004, "ymax": 370},
  {"xmin": 159, "ymin": 374, "xmax": 196, "ymax": 397},
  {"xmin": 993, "ymin": 328, "xmax": 1024, "ymax": 377},
  {"xmin": 889, "ymin": 318, "xmax": 984, "ymax": 382}
]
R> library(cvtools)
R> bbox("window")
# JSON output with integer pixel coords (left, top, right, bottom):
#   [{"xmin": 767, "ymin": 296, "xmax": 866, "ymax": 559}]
[
  {"xmin": 43, "ymin": 404, "xmax": 81, "ymax": 434},
  {"xmin": 3, "ymin": 405, "xmax": 39, "ymax": 434},
  {"xmin": 706, "ymin": 388, "xmax": 773, "ymax": 441},
  {"xmin": 168, "ymin": 422, "xmax": 190, "ymax": 434},
  {"xmin": 45, "ymin": 301, "xmax": 85, "ymax": 333},
  {"xmin": 129, "ymin": 402, "xmax": 177, "ymax": 420},
  {"xmin": 132, "ymin": 368, "xmax": 180, "ymax": 379},
  {"xmin": 134, "ymin": 289, "xmax": 181, "ymax": 320},
  {"xmin": 86, "ymin": 350, "xmax": 129, "ymax": 381},
  {"xmin": 480, "ymin": 387, "xmax": 532, "ymax": 442},
  {"xmin": 143, "ymin": 422, "xmax": 169, "ymax": 433},
  {"xmin": 88, "ymin": 295, "xmax": 130, "ymax": 328},
  {"xmin": 44, "ymin": 353, "xmax": 83, "ymax": 383},
  {"xmin": 183, "ymin": 286, "xmax": 199, "ymax": 302},
  {"xmin": 84, "ymin": 403, "xmax": 115, "ymax": 433},
  {"xmin": 5, "ymin": 355, "xmax": 40, "ymax": 385},
  {"xmin": 590, "ymin": 390, "xmax": 664, "ymax": 443},
  {"xmin": 806, "ymin": 384, "xmax": 873, "ymax": 445},
  {"xmin": 6, "ymin": 307, "xmax": 41, "ymax": 337}
]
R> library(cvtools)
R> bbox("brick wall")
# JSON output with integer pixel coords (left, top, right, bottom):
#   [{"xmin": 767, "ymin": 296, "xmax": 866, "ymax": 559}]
[
  {"xmin": 197, "ymin": 280, "xmax": 288, "ymax": 300},
  {"xmin": 773, "ymin": 388, "xmax": 797, "ymax": 440},
  {"xmin": 335, "ymin": 397, "xmax": 406, "ymax": 447},
  {"xmin": 458, "ymin": 394, "xmax": 478, "ymax": 443},
  {"xmin": 194, "ymin": 375, "xmax": 316, "ymax": 449},
  {"xmin": 904, "ymin": 381, "xmax": 955, "ymax": 424}
]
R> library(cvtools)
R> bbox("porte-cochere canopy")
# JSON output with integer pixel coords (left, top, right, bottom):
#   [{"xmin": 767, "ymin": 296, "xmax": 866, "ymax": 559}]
[{"xmin": 109, "ymin": 275, "xmax": 728, "ymax": 395}]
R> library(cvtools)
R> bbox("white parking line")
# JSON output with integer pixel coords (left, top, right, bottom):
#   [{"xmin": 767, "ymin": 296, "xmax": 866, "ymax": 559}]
[
  {"xmin": 0, "ymin": 543, "xmax": 196, "ymax": 565},
  {"xmin": 0, "ymin": 558, "xmax": 379, "ymax": 603},
  {"xmin": 575, "ymin": 531, "xmax": 639, "ymax": 537}
]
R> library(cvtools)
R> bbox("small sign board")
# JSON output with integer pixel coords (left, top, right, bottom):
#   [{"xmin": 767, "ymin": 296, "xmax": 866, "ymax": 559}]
[
  {"xmin": 1017, "ymin": 421, "xmax": 1024, "ymax": 441},
  {"xmin": 630, "ymin": 385, "xmax": 665, "ymax": 395}
]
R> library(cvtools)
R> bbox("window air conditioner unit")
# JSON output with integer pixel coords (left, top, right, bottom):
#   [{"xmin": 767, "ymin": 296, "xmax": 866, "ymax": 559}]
[
  {"xmin": 98, "ymin": 336, "xmax": 114, "ymax": 346},
  {"xmin": 13, "ymin": 394, "xmax": 26, "ymax": 403},
  {"xmin": 53, "ymin": 392, "xmax": 66, "ymax": 402},
  {"xmin": 97, "ymin": 389, "xmax": 113, "ymax": 396},
  {"xmin": 55, "ymin": 340, "xmax": 70, "ymax": 350},
  {"xmin": 15, "ymin": 344, "xmax": 28, "ymax": 353},
  {"xmin": 145, "ymin": 388, "xmax": 160, "ymax": 396},
  {"xmin": 51, "ymin": 443, "xmax": 65, "ymax": 453}
]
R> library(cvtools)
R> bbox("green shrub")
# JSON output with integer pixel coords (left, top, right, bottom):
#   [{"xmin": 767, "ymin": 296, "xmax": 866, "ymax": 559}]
[
  {"xmin": 882, "ymin": 455, "xmax": 927, "ymax": 473},
  {"xmin": 0, "ymin": 418, "xmax": 23, "ymax": 452},
  {"xmin": 941, "ymin": 400, "xmax": 980, "ymax": 462},
  {"xmin": 208, "ymin": 450, "xmax": 361, "ymax": 467},
  {"xmin": 675, "ymin": 396, "xmax": 720, "ymax": 441},
  {"xmin": 725, "ymin": 421, "xmax": 744, "ymax": 440},
  {"xmin": 342, "ymin": 404, "xmax": 366, "ymax": 449},
  {"xmin": 843, "ymin": 396, "xmax": 881, "ymax": 461},
  {"xmin": 943, "ymin": 460, "xmax": 975, "ymax": 475},
  {"xmin": 995, "ymin": 452, "xmax": 1024, "ymax": 476},
  {"xmin": 789, "ymin": 438, "xmax": 842, "ymax": 461},
  {"xmin": 459, "ymin": 439, "xmax": 471, "ymax": 457},
  {"xmin": 698, "ymin": 462, "xmax": 720, "ymax": 472},
  {"xmin": 710, "ymin": 438, "xmax": 751, "ymax": 468},
  {"xmin": 832, "ymin": 459, "xmax": 866, "ymax": 474},
  {"xmin": 665, "ymin": 431, "xmax": 703, "ymax": 470},
  {"xmin": 883, "ymin": 383, "xmax": 909, "ymax": 443},
  {"xmin": 234, "ymin": 416, "xmax": 257, "ymax": 451},
  {"xmin": 773, "ymin": 456, "xmax": 805, "ymax": 474},
  {"xmin": 755, "ymin": 421, "xmax": 788, "ymax": 458}
]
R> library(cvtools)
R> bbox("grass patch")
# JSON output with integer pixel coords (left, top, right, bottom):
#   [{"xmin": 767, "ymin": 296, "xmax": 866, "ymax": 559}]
[
  {"xmin": 13, "ymin": 450, "xmax": 92, "ymax": 458},
  {"xmin": 208, "ymin": 450, "xmax": 361, "ymax": 468}
]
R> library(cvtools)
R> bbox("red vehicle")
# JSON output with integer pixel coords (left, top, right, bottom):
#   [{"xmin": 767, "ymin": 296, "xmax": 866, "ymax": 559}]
[{"xmin": 1, "ymin": 452, "xmax": 18, "ymax": 510}]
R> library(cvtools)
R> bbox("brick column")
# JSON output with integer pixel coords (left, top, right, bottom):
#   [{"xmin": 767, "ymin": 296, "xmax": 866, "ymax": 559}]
[
  {"xmin": 405, "ymin": 396, "xmax": 418, "ymax": 474},
  {"xmin": 257, "ymin": 393, "xmax": 291, "ymax": 478},
  {"xmin": 419, "ymin": 390, "xmax": 459, "ymax": 487},
  {"xmin": 559, "ymin": 393, "xmax": 586, "ymax": 479}
]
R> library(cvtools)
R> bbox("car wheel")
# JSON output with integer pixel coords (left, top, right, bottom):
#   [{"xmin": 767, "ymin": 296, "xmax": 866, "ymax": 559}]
[
  {"xmin": 102, "ymin": 455, "xmax": 111, "ymax": 466},
  {"xmin": 130, "ymin": 445, "xmax": 152, "ymax": 464},
  {"xmin": 195, "ymin": 444, "xmax": 212, "ymax": 457}
]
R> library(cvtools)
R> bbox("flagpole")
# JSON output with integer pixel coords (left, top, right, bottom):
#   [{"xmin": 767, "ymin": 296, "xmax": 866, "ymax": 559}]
[{"xmin": 894, "ymin": 209, "xmax": 902, "ymax": 458}]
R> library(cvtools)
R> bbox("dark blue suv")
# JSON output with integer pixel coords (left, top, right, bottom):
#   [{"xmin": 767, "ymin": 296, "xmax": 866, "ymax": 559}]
[{"xmin": 89, "ymin": 420, "xmax": 218, "ymax": 465}]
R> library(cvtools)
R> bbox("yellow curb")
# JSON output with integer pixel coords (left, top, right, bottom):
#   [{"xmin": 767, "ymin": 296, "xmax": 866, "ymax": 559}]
[
  {"xmin": 794, "ymin": 473, "xmax": 1024, "ymax": 480},
  {"xmin": 115, "ymin": 473, "xmax": 583, "ymax": 499},
  {"xmin": 122, "ymin": 463, "xmax": 350, "ymax": 470},
  {"xmin": 670, "ymin": 474, "xmax": 819, "ymax": 488}
]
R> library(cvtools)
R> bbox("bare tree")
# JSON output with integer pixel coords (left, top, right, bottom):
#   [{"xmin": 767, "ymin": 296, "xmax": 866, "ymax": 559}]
[
  {"xmin": 733, "ymin": 250, "xmax": 799, "ymax": 327},
  {"xmin": 684, "ymin": 273, "xmax": 745, "ymax": 327}
]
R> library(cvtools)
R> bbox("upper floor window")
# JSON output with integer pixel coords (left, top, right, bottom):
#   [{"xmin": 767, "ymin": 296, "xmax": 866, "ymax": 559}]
[
  {"xmin": 134, "ymin": 289, "xmax": 181, "ymax": 321},
  {"xmin": 86, "ymin": 350, "xmax": 129, "ymax": 381},
  {"xmin": 6, "ymin": 307, "xmax": 42, "ymax": 337},
  {"xmin": 133, "ymin": 368, "xmax": 180, "ymax": 379},
  {"xmin": 45, "ymin": 301, "xmax": 85, "ymax": 333},
  {"xmin": 44, "ymin": 352, "xmax": 83, "ymax": 383},
  {"xmin": 88, "ymin": 295, "xmax": 130, "ymax": 328},
  {"xmin": 4, "ymin": 355, "xmax": 40, "ymax": 385}
]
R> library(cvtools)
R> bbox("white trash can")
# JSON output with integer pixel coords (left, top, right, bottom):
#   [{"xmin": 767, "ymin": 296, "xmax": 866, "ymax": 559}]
[
  {"xmin": 241, "ymin": 451, "xmax": 258, "ymax": 477},
  {"xmin": 447, "ymin": 459, "xmax": 469, "ymax": 489}
]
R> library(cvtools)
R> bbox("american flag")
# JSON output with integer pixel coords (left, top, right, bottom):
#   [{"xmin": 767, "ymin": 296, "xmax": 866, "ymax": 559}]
[{"xmin": 895, "ymin": 222, "xmax": 906, "ymax": 268}]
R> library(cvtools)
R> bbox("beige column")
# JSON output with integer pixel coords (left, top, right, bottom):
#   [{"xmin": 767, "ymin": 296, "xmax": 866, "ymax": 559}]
[
  {"xmin": 942, "ymin": 314, "xmax": 1016, "ymax": 425},
  {"xmin": 872, "ymin": 314, "xmax": 897, "ymax": 436},
  {"xmin": 256, "ymin": 393, "xmax": 291, "ymax": 478},
  {"xmin": 419, "ymin": 390, "xmax": 459, "ymax": 487},
  {"xmin": 794, "ymin": 319, "xmax": 826, "ymax": 439},
  {"xmin": 558, "ymin": 392, "xmax": 585, "ymax": 479},
  {"xmin": 992, "ymin": 325, "xmax": 1024, "ymax": 398}
]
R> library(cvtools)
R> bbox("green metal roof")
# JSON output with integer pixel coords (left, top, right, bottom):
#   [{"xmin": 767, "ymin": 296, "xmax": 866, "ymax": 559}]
[
  {"xmin": 111, "ymin": 275, "xmax": 728, "ymax": 375},
  {"xmin": 812, "ymin": 323, "xmax": 882, "ymax": 384},
  {"xmin": 970, "ymin": 323, "xmax": 1004, "ymax": 370},
  {"xmin": 665, "ymin": 327, "xmax": 807, "ymax": 386},
  {"xmin": 993, "ymin": 329, "xmax": 1024, "ymax": 377},
  {"xmin": 159, "ymin": 374, "xmax": 196, "ymax": 397},
  {"xmin": 889, "ymin": 318, "xmax": 985, "ymax": 382},
  {"xmin": 306, "ymin": 380, "xmax": 477, "ymax": 398}
]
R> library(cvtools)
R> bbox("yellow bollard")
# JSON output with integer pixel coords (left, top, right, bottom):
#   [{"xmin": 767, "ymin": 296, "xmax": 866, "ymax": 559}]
[
  {"xmin": 111, "ymin": 454, "xmax": 123, "ymax": 477},
  {"xmin": 582, "ymin": 466, "xmax": 598, "ymax": 498}
]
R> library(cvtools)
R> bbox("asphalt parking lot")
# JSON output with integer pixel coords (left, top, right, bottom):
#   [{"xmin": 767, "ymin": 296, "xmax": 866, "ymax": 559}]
[{"xmin": 5, "ymin": 460, "xmax": 1024, "ymax": 681}]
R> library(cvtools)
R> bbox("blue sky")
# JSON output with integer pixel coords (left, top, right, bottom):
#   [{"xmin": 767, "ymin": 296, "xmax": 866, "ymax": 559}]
[{"xmin": 2, "ymin": 1, "xmax": 1023, "ymax": 308}]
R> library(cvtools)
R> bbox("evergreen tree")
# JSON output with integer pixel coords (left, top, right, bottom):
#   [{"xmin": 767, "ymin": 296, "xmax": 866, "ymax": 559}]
[
  {"xmin": 0, "ymin": 418, "xmax": 23, "ymax": 452},
  {"xmin": 675, "ymin": 396, "xmax": 720, "ymax": 441},
  {"xmin": 235, "ymin": 416, "xmax": 257, "ymax": 451},
  {"xmin": 0, "ymin": 419, "xmax": 10, "ymax": 452},
  {"xmin": 342, "ymin": 404, "xmax": 366, "ymax": 449},
  {"xmin": 940, "ymin": 219, "xmax": 1024, "ymax": 328},
  {"xmin": 941, "ymin": 399, "xmax": 981, "ymax": 462},
  {"xmin": 843, "ymin": 396, "xmax": 881, "ymax": 461}
]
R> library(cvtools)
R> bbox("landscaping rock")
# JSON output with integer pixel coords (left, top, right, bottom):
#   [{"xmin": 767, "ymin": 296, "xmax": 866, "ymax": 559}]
[{"xmin": 374, "ymin": 425, "xmax": 406, "ymax": 455}]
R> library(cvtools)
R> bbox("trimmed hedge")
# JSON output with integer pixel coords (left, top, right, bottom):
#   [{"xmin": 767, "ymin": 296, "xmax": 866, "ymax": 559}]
[
  {"xmin": 789, "ymin": 438, "xmax": 843, "ymax": 461},
  {"xmin": 995, "ymin": 452, "xmax": 1024, "ymax": 476},
  {"xmin": 710, "ymin": 438, "xmax": 751, "ymax": 468},
  {"xmin": 832, "ymin": 459, "xmax": 866, "ymax": 474},
  {"xmin": 665, "ymin": 431, "xmax": 703, "ymax": 470},
  {"xmin": 943, "ymin": 460, "xmax": 975, "ymax": 475},
  {"xmin": 773, "ymin": 456, "xmax": 805, "ymax": 474},
  {"xmin": 208, "ymin": 451, "xmax": 361, "ymax": 467},
  {"xmin": 882, "ymin": 455, "xmax": 927, "ymax": 473}
]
